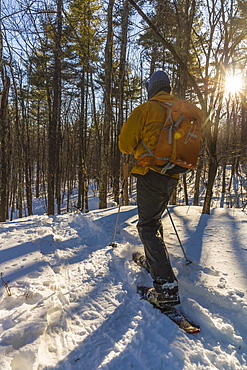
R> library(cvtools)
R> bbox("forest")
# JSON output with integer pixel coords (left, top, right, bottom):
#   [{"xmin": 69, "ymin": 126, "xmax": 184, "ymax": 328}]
[{"xmin": 0, "ymin": 0, "xmax": 246, "ymax": 222}]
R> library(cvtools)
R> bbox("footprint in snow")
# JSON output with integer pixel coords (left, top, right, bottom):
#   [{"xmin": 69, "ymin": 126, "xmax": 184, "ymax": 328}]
[{"xmin": 202, "ymin": 266, "xmax": 220, "ymax": 276}]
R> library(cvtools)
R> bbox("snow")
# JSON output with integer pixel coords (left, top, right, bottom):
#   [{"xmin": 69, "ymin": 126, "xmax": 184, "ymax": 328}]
[{"xmin": 0, "ymin": 201, "xmax": 247, "ymax": 369}]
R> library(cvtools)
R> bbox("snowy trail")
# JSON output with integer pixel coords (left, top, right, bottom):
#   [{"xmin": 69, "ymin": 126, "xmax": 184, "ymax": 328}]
[{"xmin": 0, "ymin": 206, "xmax": 247, "ymax": 369}]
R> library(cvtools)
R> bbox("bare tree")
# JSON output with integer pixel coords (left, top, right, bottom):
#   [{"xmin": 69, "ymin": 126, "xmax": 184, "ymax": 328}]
[
  {"xmin": 0, "ymin": 75, "xmax": 10, "ymax": 222},
  {"xmin": 48, "ymin": 0, "xmax": 62, "ymax": 215},
  {"xmin": 99, "ymin": 0, "xmax": 115, "ymax": 209}
]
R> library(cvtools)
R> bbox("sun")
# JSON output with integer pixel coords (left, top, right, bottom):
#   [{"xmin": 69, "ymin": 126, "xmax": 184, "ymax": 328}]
[{"xmin": 224, "ymin": 73, "xmax": 243, "ymax": 95}]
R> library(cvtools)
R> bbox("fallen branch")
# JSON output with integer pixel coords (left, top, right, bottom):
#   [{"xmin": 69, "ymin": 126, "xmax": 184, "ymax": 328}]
[{"xmin": 0, "ymin": 272, "xmax": 11, "ymax": 296}]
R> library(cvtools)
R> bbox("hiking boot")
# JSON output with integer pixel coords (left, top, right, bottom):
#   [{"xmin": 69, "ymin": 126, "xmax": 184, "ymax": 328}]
[
  {"xmin": 132, "ymin": 252, "xmax": 150, "ymax": 272},
  {"xmin": 147, "ymin": 280, "xmax": 180, "ymax": 308}
]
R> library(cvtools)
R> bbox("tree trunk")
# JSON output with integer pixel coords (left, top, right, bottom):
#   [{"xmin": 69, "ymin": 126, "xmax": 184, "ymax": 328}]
[
  {"xmin": 20, "ymin": 90, "xmax": 33, "ymax": 216},
  {"xmin": 25, "ymin": 159, "xmax": 33, "ymax": 216},
  {"xmin": 193, "ymin": 157, "xmax": 204, "ymax": 206},
  {"xmin": 123, "ymin": 155, "xmax": 129, "ymax": 206},
  {"xmin": 99, "ymin": 0, "xmax": 115, "ymax": 209},
  {"xmin": 241, "ymin": 82, "xmax": 247, "ymax": 162},
  {"xmin": 202, "ymin": 156, "xmax": 218, "ymax": 214},
  {"xmin": 36, "ymin": 103, "xmax": 41, "ymax": 198},
  {"xmin": 113, "ymin": 0, "xmax": 129, "ymax": 204},
  {"xmin": 183, "ymin": 173, "xmax": 189, "ymax": 205},
  {"xmin": 48, "ymin": 0, "xmax": 62, "ymax": 215},
  {"xmin": 170, "ymin": 187, "xmax": 177, "ymax": 205},
  {"xmin": 84, "ymin": 181, "xmax": 89, "ymax": 213},
  {"xmin": 221, "ymin": 162, "xmax": 226, "ymax": 194},
  {"xmin": 77, "ymin": 71, "xmax": 85, "ymax": 211},
  {"xmin": 0, "ymin": 76, "xmax": 10, "ymax": 222}
]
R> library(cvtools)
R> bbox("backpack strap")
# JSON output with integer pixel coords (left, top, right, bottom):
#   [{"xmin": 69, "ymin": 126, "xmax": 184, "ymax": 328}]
[
  {"xmin": 152, "ymin": 100, "xmax": 185, "ymax": 144},
  {"xmin": 154, "ymin": 100, "xmax": 199, "ymax": 145},
  {"xmin": 138, "ymin": 140, "xmax": 170, "ymax": 162},
  {"xmin": 138, "ymin": 99, "xmax": 184, "ymax": 165},
  {"xmin": 139, "ymin": 100, "xmax": 174, "ymax": 162},
  {"xmin": 140, "ymin": 140, "xmax": 155, "ymax": 157},
  {"xmin": 152, "ymin": 100, "xmax": 181, "ymax": 164}
]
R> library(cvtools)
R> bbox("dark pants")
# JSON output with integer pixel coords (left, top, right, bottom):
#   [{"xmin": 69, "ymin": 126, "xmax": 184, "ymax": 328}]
[{"xmin": 136, "ymin": 171, "xmax": 178, "ymax": 283}]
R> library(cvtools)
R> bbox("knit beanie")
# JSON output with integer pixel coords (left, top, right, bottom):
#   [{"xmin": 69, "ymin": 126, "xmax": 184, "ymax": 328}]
[{"xmin": 146, "ymin": 70, "xmax": 171, "ymax": 99}]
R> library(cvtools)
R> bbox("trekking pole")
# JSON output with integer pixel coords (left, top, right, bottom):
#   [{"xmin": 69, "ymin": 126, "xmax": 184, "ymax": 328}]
[
  {"xmin": 167, "ymin": 208, "xmax": 192, "ymax": 265},
  {"xmin": 110, "ymin": 155, "xmax": 130, "ymax": 248}
]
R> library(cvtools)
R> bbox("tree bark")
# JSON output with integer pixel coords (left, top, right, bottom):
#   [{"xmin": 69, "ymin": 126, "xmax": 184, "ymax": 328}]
[
  {"xmin": 99, "ymin": 0, "xmax": 115, "ymax": 209},
  {"xmin": 48, "ymin": 0, "xmax": 62, "ymax": 215},
  {"xmin": 0, "ymin": 76, "xmax": 10, "ymax": 222},
  {"xmin": 193, "ymin": 157, "xmax": 204, "ymax": 206},
  {"xmin": 113, "ymin": 0, "xmax": 129, "ymax": 204},
  {"xmin": 202, "ymin": 156, "xmax": 218, "ymax": 214},
  {"xmin": 183, "ymin": 173, "xmax": 189, "ymax": 205}
]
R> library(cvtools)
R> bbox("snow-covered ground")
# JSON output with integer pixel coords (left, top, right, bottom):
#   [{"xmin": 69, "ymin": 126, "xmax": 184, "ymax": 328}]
[{"xmin": 0, "ymin": 201, "xmax": 247, "ymax": 369}]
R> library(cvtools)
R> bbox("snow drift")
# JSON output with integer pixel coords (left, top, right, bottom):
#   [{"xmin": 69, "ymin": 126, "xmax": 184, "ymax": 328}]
[{"xmin": 0, "ymin": 205, "xmax": 247, "ymax": 369}]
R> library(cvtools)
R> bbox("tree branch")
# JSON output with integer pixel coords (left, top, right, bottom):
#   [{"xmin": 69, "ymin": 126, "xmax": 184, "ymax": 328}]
[{"xmin": 127, "ymin": 0, "xmax": 205, "ymax": 110}]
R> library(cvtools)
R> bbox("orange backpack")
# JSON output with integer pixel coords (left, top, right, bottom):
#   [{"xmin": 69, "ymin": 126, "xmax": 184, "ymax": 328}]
[{"xmin": 138, "ymin": 100, "xmax": 203, "ymax": 175}]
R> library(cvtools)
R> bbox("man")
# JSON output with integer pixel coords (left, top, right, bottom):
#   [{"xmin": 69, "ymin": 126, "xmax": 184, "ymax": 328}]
[{"xmin": 118, "ymin": 70, "xmax": 180, "ymax": 308}]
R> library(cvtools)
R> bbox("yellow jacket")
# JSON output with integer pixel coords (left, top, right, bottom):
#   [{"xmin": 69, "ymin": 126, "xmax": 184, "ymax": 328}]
[{"xmin": 118, "ymin": 91, "xmax": 179, "ymax": 176}]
